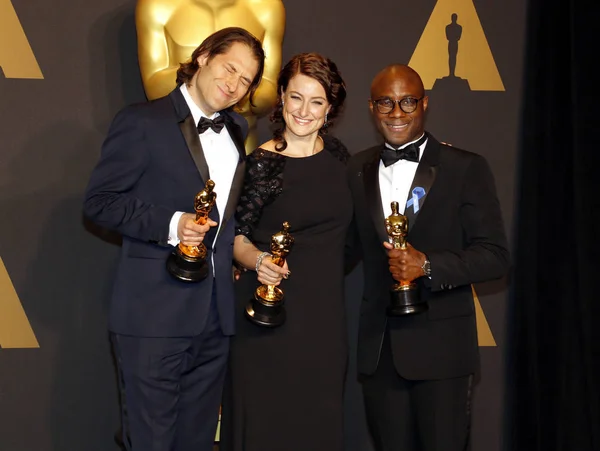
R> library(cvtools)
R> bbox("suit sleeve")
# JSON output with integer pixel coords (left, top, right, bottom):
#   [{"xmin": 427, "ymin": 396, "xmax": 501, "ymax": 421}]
[
  {"xmin": 227, "ymin": 110, "xmax": 249, "ymax": 141},
  {"xmin": 344, "ymin": 161, "xmax": 363, "ymax": 274},
  {"xmin": 83, "ymin": 107, "xmax": 174, "ymax": 244},
  {"xmin": 427, "ymin": 154, "xmax": 510, "ymax": 291},
  {"xmin": 344, "ymin": 214, "xmax": 363, "ymax": 275}
]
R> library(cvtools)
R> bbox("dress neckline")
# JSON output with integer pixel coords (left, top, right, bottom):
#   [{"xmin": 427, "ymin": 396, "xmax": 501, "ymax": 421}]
[{"xmin": 257, "ymin": 147, "xmax": 325, "ymax": 160}]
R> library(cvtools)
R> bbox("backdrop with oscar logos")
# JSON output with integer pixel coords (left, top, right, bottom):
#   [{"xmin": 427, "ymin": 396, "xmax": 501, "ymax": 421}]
[{"xmin": 0, "ymin": 0, "xmax": 524, "ymax": 449}]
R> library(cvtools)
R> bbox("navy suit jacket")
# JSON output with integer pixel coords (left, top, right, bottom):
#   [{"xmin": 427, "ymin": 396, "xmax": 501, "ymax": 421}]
[
  {"xmin": 348, "ymin": 133, "xmax": 510, "ymax": 380},
  {"xmin": 84, "ymin": 88, "xmax": 247, "ymax": 337}
]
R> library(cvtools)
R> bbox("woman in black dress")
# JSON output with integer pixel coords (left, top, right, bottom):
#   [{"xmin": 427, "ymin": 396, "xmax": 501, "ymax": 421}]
[{"xmin": 220, "ymin": 53, "xmax": 351, "ymax": 451}]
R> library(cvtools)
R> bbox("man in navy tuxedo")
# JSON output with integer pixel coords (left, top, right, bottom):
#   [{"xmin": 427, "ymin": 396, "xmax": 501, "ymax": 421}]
[
  {"xmin": 348, "ymin": 64, "xmax": 510, "ymax": 451},
  {"xmin": 83, "ymin": 27, "xmax": 265, "ymax": 451}
]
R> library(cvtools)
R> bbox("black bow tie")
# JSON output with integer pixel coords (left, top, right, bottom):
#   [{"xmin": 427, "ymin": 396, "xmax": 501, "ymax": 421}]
[
  {"xmin": 197, "ymin": 116, "xmax": 225, "ymax": 134},
  {"xmin": 380, "ymin": 134, "xmax": 427, "ymax": 167}
]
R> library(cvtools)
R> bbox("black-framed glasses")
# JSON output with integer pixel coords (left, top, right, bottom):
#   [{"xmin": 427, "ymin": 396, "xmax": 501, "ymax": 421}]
[{"xmin": 371, "ymin": 97, "xmax": 424, "ymax": 114}]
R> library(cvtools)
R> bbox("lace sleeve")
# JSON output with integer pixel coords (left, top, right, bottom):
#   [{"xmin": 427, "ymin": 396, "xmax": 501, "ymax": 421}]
[
  {"xmin": 235, "ymin": 149, "xmax": 286, "ymax": 238},
  {"xmin": 323, "ymin": 134, "xmax": 350, "ymax": 164}
]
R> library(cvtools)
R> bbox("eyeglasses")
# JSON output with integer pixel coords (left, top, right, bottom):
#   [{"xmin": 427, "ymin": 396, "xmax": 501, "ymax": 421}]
[{"xmin": 371, "ymin": 97, "xmax": 424, "ymax": 114}]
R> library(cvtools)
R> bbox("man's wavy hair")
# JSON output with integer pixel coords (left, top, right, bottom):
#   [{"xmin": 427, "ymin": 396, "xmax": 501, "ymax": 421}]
[
  {"xmin": 176, "ymin": 27, "xmax": 265, "ymax": 107},
  {"xmin": 271, "ymin": 53, "xmax": 347, "ymax": 152}
]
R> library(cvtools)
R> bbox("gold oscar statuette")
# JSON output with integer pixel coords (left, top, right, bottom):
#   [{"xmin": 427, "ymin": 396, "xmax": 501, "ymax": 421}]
[
  {"xmin": 166, "ymin": 180, "xmax": 217, "ymax": 282},
  {"xmin": 245, "ymin": 221, "xmax": 294, "ymax": 327},
  {"xmin": 385, "ymin": 201, "xmax": 428, "ymax": 315}
]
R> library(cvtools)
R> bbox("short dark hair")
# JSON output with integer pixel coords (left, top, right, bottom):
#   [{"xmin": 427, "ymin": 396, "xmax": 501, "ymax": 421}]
[
  {"xmin": 271, "ymin": 53, "xmax": 347, "ymax": 151},
  {"xmin": 176, "ymin": 27, "xmax": 265, "ymax": 106}
]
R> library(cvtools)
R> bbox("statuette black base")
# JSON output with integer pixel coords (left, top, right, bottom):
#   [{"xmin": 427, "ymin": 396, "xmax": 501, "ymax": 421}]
[
  {"xmin": 166, "ymin": 248, "xmax": 209, "ymax": 282},
  {"xmin": 387, "ymin": 288, "xmax": 428, "ymax": 316},
  {"xmin": 245, "ymin": 295, "xmax": 286, "ymax": 327}
]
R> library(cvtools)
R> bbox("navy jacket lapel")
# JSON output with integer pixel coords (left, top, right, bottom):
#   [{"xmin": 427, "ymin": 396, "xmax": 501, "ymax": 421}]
[
  {"xmin": 218, "ymin": 111, "xmax": 247, "ymax": 237},
  {"xmin": 169, "ymin": 88, "xmax": 212, "ymax": 185},
  {"xmin": 404, "ymin": 133, "xmax": 440, "ymax": 233}
]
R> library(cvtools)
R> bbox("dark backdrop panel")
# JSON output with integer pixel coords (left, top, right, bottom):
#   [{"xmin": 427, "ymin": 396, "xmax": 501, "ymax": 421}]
[
  {"xmin": 0, "ymin": 1, "xmax": 143, "ymax": 450},
  {"xmin": 0, "ymin": 0, "xmax": 524, "ymax": 450}
]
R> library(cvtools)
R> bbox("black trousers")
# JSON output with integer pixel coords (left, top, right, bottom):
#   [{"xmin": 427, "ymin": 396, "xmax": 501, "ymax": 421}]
[
  {"xmin": 111, "ymin": 292, "xmax": 228, "ymax": 451},
  {"xmin": 361, "ymin": 330, "xmax": 473, "ymax": 451}
]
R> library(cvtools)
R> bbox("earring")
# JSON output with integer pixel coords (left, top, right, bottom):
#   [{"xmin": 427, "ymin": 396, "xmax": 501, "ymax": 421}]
[{"xmin": 325, "ymin": 112, "xmax": 328, "ymax": 123}]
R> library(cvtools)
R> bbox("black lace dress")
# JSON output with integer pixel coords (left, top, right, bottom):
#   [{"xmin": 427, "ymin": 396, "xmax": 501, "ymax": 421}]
[{"xmin": 220, "ymin": 136, "xmax": 352, "ymax": 451}]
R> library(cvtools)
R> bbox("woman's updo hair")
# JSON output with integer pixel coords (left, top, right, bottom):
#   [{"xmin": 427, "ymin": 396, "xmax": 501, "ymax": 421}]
[{"xmin": 271, "ymin": 53, "xmax": 347, "ymax": 152}]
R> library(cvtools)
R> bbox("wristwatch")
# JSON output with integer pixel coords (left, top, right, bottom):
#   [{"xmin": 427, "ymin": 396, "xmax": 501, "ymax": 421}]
[{"xmin": 421, "ymin": 257, "xmax": 431, "ymax": 278}]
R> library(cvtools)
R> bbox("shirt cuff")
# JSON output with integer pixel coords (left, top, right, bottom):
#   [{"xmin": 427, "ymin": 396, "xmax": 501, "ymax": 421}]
[{"xmin": 168, "ymin": 211, "xmax": 185, "ymax": 247}]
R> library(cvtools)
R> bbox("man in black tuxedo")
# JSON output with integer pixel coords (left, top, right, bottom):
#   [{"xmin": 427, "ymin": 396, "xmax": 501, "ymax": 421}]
[
  {"xmin": 83, "ymin": 28, "xmax": 265, "ymax": 451},
  {"xmin": 348, "ymin": 64, "xmax": 510, "ymax": 451}
]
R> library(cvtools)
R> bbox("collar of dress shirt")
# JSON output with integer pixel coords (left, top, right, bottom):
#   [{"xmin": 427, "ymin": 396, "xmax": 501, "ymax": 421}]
[
  {"xmin": 384, "ymin": 133, "xmax": 426, "ymax": 151},
  {"xmin": 383, "ymin": 133, "xmax": 428, "ymax": 164},
  {"xmin": 180, "ymin": 84, "xmax": 220, "ymax": 126}
]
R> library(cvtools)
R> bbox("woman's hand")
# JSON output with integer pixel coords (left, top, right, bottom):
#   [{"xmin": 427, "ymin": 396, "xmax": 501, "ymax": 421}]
[{"xmin": 257, "ymin": 256, "xmax": 290, "ymax": 286}]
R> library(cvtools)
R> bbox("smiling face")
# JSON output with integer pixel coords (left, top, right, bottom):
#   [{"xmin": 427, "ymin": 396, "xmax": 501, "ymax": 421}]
[
  {"xmin": 369, "ymin": 65, "xmax": 428, "ymax": 147},
  {"xmin": 281, "ymin": 73, "xmax": 331, "ymax": 140},
  {"xmin": 188, "ymin": 42, "xmax": 260, "ymax": 115}
]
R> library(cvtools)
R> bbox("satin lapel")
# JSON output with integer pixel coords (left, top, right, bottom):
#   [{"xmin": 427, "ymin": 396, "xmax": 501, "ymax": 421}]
[
  {"xmin": 404, "ymin": 136, "xmax": 440, "ymax": 233},
  {"xmin": 168, "ymin": 88, "xmax": 211, "ymax": 184},
  {"xmin": 179, "ymin": 115, "xmax": 211, "ymax": 184},
  {"xmin": 217, "ymin": 113, "xmax": 247, "ymax": 238},
  {"xmin": 363, "ymin": 149, "xmax": 389, "ymax": 249}
]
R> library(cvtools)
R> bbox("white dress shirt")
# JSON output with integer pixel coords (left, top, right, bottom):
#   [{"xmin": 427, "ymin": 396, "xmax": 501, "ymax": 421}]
[
  {"xmin": 379, "ymin": 134, "xmax": 428, "ymax": 218},
  {"xmin": 167, "ymin": 85, "xmax": 240, "ymax": 265}
]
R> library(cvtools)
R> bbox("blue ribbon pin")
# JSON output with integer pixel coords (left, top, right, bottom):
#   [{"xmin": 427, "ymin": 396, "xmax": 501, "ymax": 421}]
[{"xmin": 406, "ymin": 187, "xmax": 426, "ymax": 213}]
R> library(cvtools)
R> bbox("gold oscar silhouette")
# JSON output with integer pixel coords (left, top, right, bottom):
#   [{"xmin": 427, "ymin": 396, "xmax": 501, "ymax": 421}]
[
  {"xmin": 385, "ymin": 201, "xmax": 428, "ymax": 316},
  {"xmin": 408, "ymin": 0, "xmax": 505, "ymax": 91},
  {"xmin": 246, "ymin": 221, "xmax": 294, "ymax": 327},
  {"xmin": 166, "ymin": 179, "xmax": 217, "ymax": 282},
  {"xmin": 135, "ymin": 0, "xmax": 285, "ymax": 153},
  {"xmin": 429, "ymin": 13, "xmax": 469, "ymax": 91}
]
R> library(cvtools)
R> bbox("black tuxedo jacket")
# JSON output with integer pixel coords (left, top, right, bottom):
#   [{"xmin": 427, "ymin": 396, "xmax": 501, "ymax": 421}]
[
  {"xmin": 84, "ymin": 88, "xmax": 247, "ymax": 337},
  {"xmin": 348, "ymin": 133, "xmax": 510, "ymax": 380}
]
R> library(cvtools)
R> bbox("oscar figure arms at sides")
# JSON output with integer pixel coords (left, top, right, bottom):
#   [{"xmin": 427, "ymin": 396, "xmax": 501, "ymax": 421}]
[
  {"xmin": 135, "ymin": 0, "xmax": 285, "ymax": 152},
  {"xmin": 231, "ymin": 0, "xmax": 286, "ymax": 151}
]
